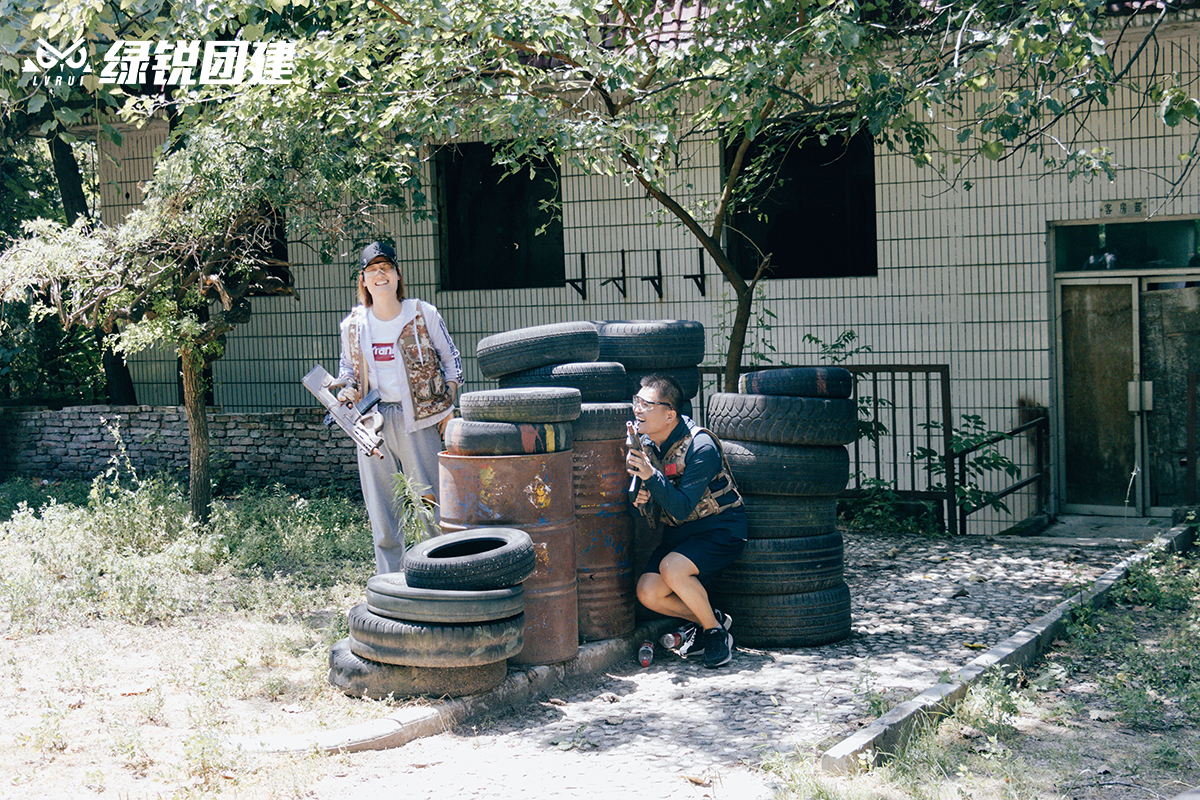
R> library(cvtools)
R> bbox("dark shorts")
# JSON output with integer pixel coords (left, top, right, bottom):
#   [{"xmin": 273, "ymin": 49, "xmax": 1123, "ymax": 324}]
[{"xmin": 642, "ymin": 526, "xmax": 747, "ymax": 586}]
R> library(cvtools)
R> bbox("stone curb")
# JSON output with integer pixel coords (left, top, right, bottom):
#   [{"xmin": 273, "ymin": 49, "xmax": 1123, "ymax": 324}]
[
  {"xmin": 818, "ymin": 524, "xmax": 1197, "ymax": 775},
  {"xmin": 228, "ymin": 618, "xmax": 676, "ymax": 754}
]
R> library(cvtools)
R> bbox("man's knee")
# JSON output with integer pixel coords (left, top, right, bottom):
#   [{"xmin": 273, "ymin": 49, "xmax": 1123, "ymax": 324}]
[
  {"xmin": 658, "ymin": 552, "xmax": 699, "ymax": 585},
  {"xmin": 637, "ymin": 572, "xmax": 665, "ymax": 604}
]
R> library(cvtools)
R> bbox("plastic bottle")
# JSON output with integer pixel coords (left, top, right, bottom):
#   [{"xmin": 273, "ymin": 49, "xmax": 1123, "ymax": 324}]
[
  {"xmin": 638, "ymin": 640, "xmax": 654, "ymax": 667},
  {"xmin": 659, "ymin": 631, "xmax": 685, "ymax": 650}
]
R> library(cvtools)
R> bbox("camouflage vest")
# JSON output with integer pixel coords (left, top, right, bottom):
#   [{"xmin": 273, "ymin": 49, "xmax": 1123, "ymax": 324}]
[{"xmin": 648, "ymin": 419, "xmax": 744, "ymax": 527}]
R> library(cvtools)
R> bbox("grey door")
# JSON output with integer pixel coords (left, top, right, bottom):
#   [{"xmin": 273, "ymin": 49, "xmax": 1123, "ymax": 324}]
[
  {"xmin": 1058, "ymin": 281, "xmax": 1139, "ymax": 513},
  {"xmin": 1140, "ymin": 280, "xmax": 1200, "ymax": 510},
  {"xmin": 1058, "ymin": 276, "xmax": 1200, "ymax": 515}
]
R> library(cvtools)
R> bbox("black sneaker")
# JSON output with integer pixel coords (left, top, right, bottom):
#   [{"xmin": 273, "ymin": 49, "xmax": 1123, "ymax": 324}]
[{"xmin": 702, "ymin": 627, "xmax": 733, "ymax": 668}]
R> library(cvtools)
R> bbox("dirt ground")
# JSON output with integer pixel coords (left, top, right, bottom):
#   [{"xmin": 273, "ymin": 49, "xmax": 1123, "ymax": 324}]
[{"xmin": 2, "ymin": 605, "xmax": 1198, "ymax": 800}]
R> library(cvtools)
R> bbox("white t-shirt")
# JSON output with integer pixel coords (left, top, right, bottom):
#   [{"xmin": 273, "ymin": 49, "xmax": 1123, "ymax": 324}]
[{"xmin": 366, "ymin": 309, "xmax": 406, "ymax": 402}]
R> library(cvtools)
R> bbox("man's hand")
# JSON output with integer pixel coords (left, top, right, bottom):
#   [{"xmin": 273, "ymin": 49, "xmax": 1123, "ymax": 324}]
[
  {"xmin": 336, "ymin": 386, "xmax": 360, "ymax": 405},
  {"xmin": 633, "ymin": 488, "xmax": 650, "ymax": 506},
  {"xmin": 626, "ymin": 449, "xmax": 653, "ymax": 480}
]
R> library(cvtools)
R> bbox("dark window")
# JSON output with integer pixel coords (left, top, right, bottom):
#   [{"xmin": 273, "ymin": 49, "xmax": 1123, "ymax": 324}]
[
  {"xmin": 435, "ymin": 142, "xmax": 565, "ymax": 290},
  {"xmin": 726, "ymin": 124, "xmax": 877, "ymax": 280}
]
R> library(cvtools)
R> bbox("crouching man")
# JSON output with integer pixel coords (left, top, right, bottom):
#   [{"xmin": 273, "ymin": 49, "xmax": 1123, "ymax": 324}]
[{"xmin": 626, "ymin": 374, "xmax": 748, "ymax": 668}]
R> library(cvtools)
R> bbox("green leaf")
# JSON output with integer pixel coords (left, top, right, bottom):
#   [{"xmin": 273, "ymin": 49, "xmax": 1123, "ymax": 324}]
[{"xmin": 980, "ymin": 140, "xmax": 1005, "ymax": 160}]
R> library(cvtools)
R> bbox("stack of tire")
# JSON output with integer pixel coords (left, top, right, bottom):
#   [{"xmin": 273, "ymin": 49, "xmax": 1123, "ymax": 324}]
[
  {"xmin": 473, "ymin": 321, "xmax": 637, "ymax": 645},
  {"xmin": 595, "ymin": 320, "xmax": 706, "ymax": 418},
  {"xmin": 328, "ymin": 528, "xmax": 534, "ymax": 699},
  {"xmin": 705, "ymin": 366, "xmax": 856, "ymax": 648}
]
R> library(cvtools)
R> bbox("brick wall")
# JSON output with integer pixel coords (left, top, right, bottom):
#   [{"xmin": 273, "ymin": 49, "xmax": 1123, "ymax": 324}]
[{"xmin": 0, "ymin": 405, "xmax": 361, "ymax": 492}]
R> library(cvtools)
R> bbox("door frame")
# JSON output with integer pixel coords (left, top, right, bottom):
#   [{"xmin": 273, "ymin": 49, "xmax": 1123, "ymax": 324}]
[{"xmin": 1053, "ymin": 269, "xmax": 1200, "ymax": 517}]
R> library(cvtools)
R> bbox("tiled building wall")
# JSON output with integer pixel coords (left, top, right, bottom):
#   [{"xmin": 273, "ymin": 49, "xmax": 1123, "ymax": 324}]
[{"xmin": 92, "ymin": 19, "xmax": 1200, "ymax": 533}]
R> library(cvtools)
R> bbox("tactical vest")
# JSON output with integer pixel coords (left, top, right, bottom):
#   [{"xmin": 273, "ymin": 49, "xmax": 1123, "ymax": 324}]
[{"xmin": 648, "ymin": 419, "xmax": 744, "ymax": 527}]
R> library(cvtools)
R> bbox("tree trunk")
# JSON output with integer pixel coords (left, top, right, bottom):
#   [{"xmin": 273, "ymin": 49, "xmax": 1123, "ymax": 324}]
[
  {"xmin": 98, "ymin": 332, "xmax": 138, "ymax": 405},
  {"xmin": 179, "ymin": 346, "xmax": 212, "ymax": 524},
  {"xmin": 723, "ymin": 285, "xmax": 754, "ymax": 392},
  {"xmin": 49, "ymin": 133, "xmax": 90, "ymax": 226}
]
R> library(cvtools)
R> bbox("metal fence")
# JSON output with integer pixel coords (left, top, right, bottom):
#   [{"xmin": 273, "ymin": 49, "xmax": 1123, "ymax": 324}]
[{"xmin": 697, "ymin": 364, "xmax": 1050, "ymax": 536}]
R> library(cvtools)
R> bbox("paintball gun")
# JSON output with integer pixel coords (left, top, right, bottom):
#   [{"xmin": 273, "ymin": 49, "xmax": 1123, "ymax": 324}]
[
  {"xmin": 302, "ymin": 364, "xmax": 384, "ymax": 458},
  {"xmin": 626, "ymin": 420, "xmax": 644, "ymax": 495}
]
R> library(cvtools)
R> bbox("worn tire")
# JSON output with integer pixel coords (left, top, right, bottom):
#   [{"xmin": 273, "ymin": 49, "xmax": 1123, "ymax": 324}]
[
  {"xmin": 596, "ymin": 320, "xmax": 706, "ymax": 369},
  {"xmin": 403, "ymin": 528, "xmax": 536, "ymax": 591},
  {"xmin": 476, "ymin": 322, "xmax": 599, "ymax": 379},
  {"xmin": 707, "ymin": 393, "xmax": 857, "ymax": 446},
  {"xmin": 459, "ymin": 387, "xmax": 582, "ymax": 423},
  {"xmin": 723, "ymin": 440, "xmax": 849, "ymax": 497},
  {"xmin": 624, "ymin": 366, "xmax": 701, "ymax": 400},
  {"xmin": 328, "ymin": 638, "xmax": 508, "ymax": 698},
  {"xmin": 573, "ymin": 403, "xmax": 634, "ymax": 441},
  {"xmin": 498, "ymin": 362, "xmax": 626, "ymax": 403},
  {"xmin": 738, "ymin": 367, "xmax": 854, "ymax": 399},
  {"xmin": 443, "ymin": 419, "xmax": 573, "ymax": 456},
  {"xmin": 741, "ymin": 495, "xmax": 838, "ymax": 538},
  {"xmin": 366, "ymin": 571, "xmax": 525, "ymax": 624},
  {"xmin": 347, "ymin": 604, "xmax": 525, "ymax": 667},
  {"xmin": 708, "ymin": 582, "xmax": 852, "ymax": 647},
  {"xmin": 709, "ymin": 532, "xmax": 844, "ymax": 595}
]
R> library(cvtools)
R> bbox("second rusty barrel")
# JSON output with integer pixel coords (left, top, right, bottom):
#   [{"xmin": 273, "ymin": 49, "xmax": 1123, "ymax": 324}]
[
  {"xmin": 572, "ymin": 438, "xmax": 635, "ymax": 640},
  {"xmin": 439, "ymin": 450, "xmax": 578, "ymax": 665}
]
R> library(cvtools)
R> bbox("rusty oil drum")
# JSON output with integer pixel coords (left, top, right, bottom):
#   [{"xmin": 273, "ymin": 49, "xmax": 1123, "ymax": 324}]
[
  {"xmin": 572, "ymin": 439, "xmax": 635, "ymax": 641},
  {"xmin": 439, "ymin": 450, "xmax": 578, "ymax": 665}
]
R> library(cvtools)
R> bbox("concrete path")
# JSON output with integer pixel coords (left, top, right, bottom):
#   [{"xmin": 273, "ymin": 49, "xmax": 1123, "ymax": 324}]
[{"xmin": 279, "ymin": 516, "xmax": 1179, "ymax": 799}]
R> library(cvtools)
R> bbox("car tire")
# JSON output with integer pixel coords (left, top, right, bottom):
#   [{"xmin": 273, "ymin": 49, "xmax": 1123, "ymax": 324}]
[
  {"xmin": 741, "ymin": 495, "xmax": 838, "ymax": 538},
  {"xmin": 738, "ymin": 366, "xmax": 854, "ymax": 399},
  {"xmin": 476, "ymin": 322, "xmax": 599, "ymax": 379},
  {"xmin": 708, "ymin": 582, "xmax": 852, "ymax": 647},
  {"xmin": 366, "ymin": 571, "xmax": 525, "ymax": 624},
  {"xmin": 498, "ymin": 362, "xmax": 627, "ymax": 403},
  {"xmin": 403, "ymin": 528, "xmax": 537, "ymax": 591},
  {"xmin": 459, "ymin": 387, "xmax": 582, "ymax": 423},
  {"xmin": 723, "ymin": 440, "xmax": 850, "ymax": 497},
  {"xmin": 709, "ymin": 532, "xmax": 844, "ymax": 595},
  {"xmin": 347, "ymin": 604, "xmax": 525, "ymax": 667},
  {"xmin": 443, "ymin": 419, "xmax": 574, "ymax": 456},
  {"xmin": 706, "ymin": 392, "xmax": 857, "ymax": 446},
  {"xmin": 328, "ymin": 638, "xmax": 508, "ymax": 698},
  {"xmin": 573, "ymin": 403, "xmax": 634, "ymax": 441},
  {"xmin": 596, "ymin": 320, "xmax": 705, "ymax": 369}
]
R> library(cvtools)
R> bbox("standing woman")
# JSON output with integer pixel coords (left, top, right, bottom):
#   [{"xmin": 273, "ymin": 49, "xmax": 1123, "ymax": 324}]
[{"xmin": 336, "ymin": 241, "xmax": 463, "ymax": 574}]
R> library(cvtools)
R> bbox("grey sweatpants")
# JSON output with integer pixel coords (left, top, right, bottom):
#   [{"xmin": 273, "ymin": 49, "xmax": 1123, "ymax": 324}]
[{"xmin": 356, "ymin": 402, "xmax": 445, "ymax": 574}]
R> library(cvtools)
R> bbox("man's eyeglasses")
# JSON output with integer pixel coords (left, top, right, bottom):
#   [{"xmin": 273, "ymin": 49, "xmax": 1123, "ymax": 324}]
[{"xmin": 632, "ymin": 395, "xmax": 672, "ymax": 411}]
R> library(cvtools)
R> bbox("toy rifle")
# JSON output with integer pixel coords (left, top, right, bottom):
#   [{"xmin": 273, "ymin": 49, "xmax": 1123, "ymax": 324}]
[{"xmin": 302, "ymin": 364, "xmax": 384, "ymax": 458}]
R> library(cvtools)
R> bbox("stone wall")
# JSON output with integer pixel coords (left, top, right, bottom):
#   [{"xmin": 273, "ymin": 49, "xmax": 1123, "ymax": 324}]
[{"xmin": 0, "ymin": 405, "xmax": 360, "ymax": 492}]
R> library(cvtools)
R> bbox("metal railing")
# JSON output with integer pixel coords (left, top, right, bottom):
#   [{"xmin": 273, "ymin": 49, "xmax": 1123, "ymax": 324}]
[
  {"xmin": 698, "ymin": 364, "xmax": 1051, "ymax": 536},
  {"xmin": 698, "ymin": 364, "xmax": 956, "ymax": 533},
  {"xmin": 953, "ymin": 413, "xmax": 1050, "ymax": 536}
]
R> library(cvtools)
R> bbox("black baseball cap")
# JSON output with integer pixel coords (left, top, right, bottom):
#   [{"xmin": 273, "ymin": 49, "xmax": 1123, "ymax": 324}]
[{"xmin": 359, "ymin": 241, "xmax": 397, "ymax": 271}]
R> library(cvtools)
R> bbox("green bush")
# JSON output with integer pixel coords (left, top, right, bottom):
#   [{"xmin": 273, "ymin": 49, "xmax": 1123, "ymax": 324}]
[{"xmin": 0, "ymin": 473, "xmax": 374, "ymax": 633}]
